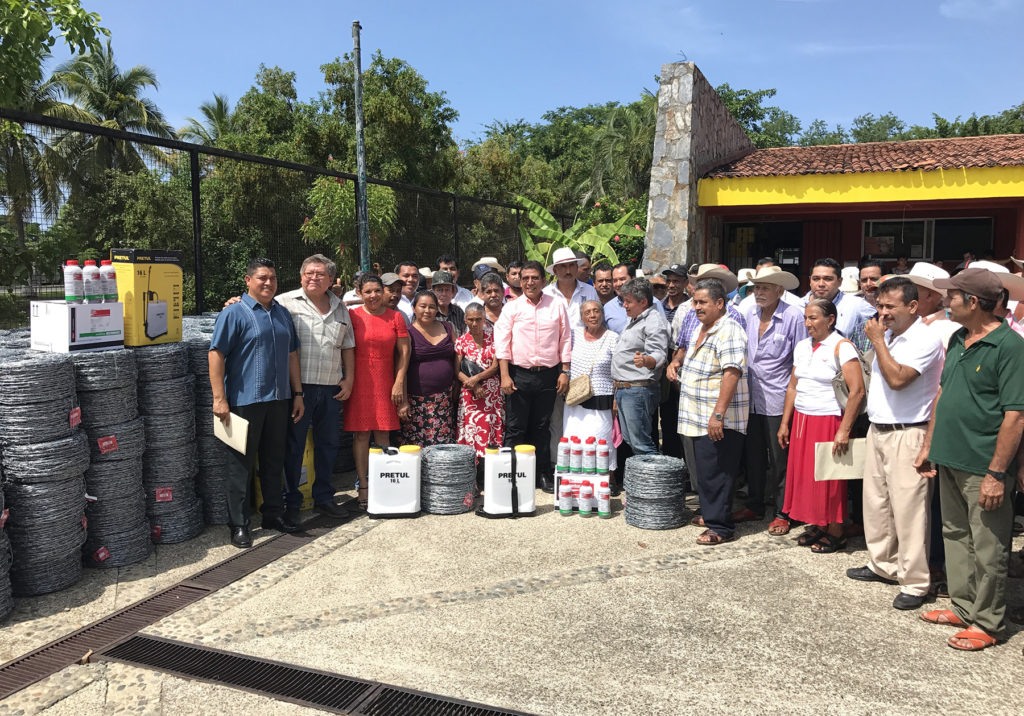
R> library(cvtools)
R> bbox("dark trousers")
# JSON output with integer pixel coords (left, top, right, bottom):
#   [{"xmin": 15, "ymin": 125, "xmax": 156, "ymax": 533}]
[
  {"xmin": 504, "ymin": 365, "xmax": 559, "ymax": 476},
  {"xmin": 693, "ymin": 429, "xmax": 745, "ymax": 539},
  {"xmin": 284, "ymin": 383, "xmax": 342, "ymax": 510},
  {"xmin": 652, "ymin": 382, "xmax": 683, "ymax": 458},
  {"xmin": 743, "ymin": 413, "xmax": 787, "ymax": 518},
  {"xmin": 225, "ymin": 399, "xmax": 289, "ymax": 527}
]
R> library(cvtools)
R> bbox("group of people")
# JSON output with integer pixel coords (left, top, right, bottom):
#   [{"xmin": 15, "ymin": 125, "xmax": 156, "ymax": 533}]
[{"xmin": 208, "ymin": 246, "xmax": 1024, "ymax": 653}]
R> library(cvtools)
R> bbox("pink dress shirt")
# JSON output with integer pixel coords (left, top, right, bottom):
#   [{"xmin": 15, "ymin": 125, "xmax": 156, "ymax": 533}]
[{"xmin": 493, "ymin": 292, "xmax": 572, "ymax": 368}]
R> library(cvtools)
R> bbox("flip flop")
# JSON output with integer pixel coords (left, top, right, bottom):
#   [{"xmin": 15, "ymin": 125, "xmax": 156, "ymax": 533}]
[
  {"xmin": 920, "ymin": 609, "xmax": 967, "ymax": 628},
  {"xmin": 948, "ymin": 628, "xmax": 998, "ymax": 651}
]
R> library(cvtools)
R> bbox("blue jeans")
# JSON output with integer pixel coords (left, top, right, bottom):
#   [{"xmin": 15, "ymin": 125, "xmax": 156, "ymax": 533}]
[
  {"xmin": 284, "ymin": 383, "xmax": 342, "ymax": 509},
  {"xmin": 615, "ymin": 384, "xmax": 660, "ymax": 455}
]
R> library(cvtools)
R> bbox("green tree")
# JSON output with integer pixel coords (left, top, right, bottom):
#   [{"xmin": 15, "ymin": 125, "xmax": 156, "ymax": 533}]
[
  {"xmin": 714, "ymin": 83, "xmax": 800, "ymax": 148},
  {"xmin": 179, "ymin": 93, "xmax": 236, "ymax": 146},
  {"xmin": 581, "ymin": 93, "xmax": 657, "ymax": 203},
  {"xmin": 798, "ymin": 119, "xmax": 850, "ymax": 146},
  {"xmin": 50, "ymin": 40, "xmax": 173, "ymax": 183},
  {"xmin": 0, "ymin": 0, "xmax": 107, "ymax": 108},
  {"xmin": 320, "ymin": 51, "xmax": 460, "ymax": 188},
  {"xmin": 850, "ymin": 112, "xmax": 906, "ymax": 143}
]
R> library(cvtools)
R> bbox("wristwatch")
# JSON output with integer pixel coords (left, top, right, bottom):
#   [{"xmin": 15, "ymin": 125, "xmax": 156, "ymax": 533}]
[
  {"xmin": 293, "ymin": 391, "xmax": 304, "ymax": 397},
  {"xmin": 987, "ymin": 469, "xmax": 1008, "ymax": 480},
  {"xmin": 712, "ymin": 412, "xmax": 725, "ymax": 421}
]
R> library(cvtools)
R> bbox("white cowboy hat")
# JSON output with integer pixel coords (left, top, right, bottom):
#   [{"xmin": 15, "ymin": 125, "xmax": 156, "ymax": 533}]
[
  {"xmin": 839, "ymin": 266, "xmax": 860, "ymax": 293},
  {"xmin": 471, "ymin": 256, "xmax": 506, "ymax": 273},
  {"xmin": 969, "ymin": 260, "xmax": 1024, "ymax": 303},
  {"xmin": 737, "ymin": 268, "xmax": 756, "ymax": 286},
  {"xmin": 750, "ymin": 265, "xmax": 800, "ymax": 291},
  {"xmin": 693, "ymin": 263, "xmax": 738, "ymax": 293},
  {"xmin": 904, "ymin": 262, "xmax": 949, "ymax": 296},
  {"xmin": 546, "ymin": 247, "xmax": 585, "ymax": 273}
]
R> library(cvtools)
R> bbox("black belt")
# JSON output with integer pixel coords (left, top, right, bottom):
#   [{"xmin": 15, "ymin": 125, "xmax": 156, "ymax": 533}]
[
  {"xmin": 614, "ymin": 380, "xmax": 654, "ymax": 389},
  {"xmin": 513, "ymin": 364, "xmax": 558, "ymax": 373},
  {"xmin": 580, "ymin": 394, "xmax": 614, "ymax": 411},
  {"xmin": 871, "ymin": 421, "xmax": 929, "ymax": 433}
]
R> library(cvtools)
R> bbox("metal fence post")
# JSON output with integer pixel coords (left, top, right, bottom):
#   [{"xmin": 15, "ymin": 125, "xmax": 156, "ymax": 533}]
[
  {"xmin": 452, "ymin": 195, "xmax": 459, "ymax": 268},
  {"xmin": 190, "ymin": 150, "xmax": 205, "ymax": 314}
]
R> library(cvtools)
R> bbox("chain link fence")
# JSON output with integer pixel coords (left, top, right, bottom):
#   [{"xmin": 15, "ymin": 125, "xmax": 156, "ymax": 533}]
[{"xmin": 0, "ymin": 107, "xmax": 567, "ymax": 326}]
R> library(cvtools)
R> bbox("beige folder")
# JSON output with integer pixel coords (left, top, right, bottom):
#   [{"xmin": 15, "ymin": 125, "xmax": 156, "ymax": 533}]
[
  {"xmin": 213, "ymin": 412, "xmax": 249, "ymax": 454},
  {"xmin": 813, "ymin": 438, "xmax": 867, "ymax": 480}
]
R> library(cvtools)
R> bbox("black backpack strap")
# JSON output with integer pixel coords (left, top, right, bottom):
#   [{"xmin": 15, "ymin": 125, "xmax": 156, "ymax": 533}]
[{"xmin": 509, "ymin": 448, "xmax": 519, "ymax": 516}]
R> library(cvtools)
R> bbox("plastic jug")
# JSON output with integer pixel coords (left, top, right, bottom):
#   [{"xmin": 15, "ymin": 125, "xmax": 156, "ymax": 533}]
[
  {"xmin": 99, "ymin": 259, "xmax": 118, "ymax": 302},
  {"xmin": 63, "ymin": 260, "xmax": 83, "ymax": 303},
  {"xmin": 367, "ymin": 445, "xmax": 421, "ymax": 517},
  {"xmin": 480, "ymin": 444, "xmax": 536, "ymax": 517},
  {"xmin": 82, "ymin": 260, "xmax": 102, "ymax": 303}
]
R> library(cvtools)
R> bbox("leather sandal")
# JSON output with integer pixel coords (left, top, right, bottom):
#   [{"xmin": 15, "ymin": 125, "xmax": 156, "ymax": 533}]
[
  {"xmin": 810, "ymin": 533, "xmax": 846, "ymax": 553},
  {"xmin": 696, "ymin": 528, "xmax": 736, "ymax": 546},
  {"xmin": 920, "ymin": 609, "xmax": 967, "ymax": 628},
  {"xmin": 796, "ymin": 525, "xmax": 824, "ymax": 546},
  {"xmin": 767, "ymin": 517, "xmax": 791, "ymax": 536},
  {"xmin": 948, "ymin": 627, "xmax": 998, "ymax": 651}
]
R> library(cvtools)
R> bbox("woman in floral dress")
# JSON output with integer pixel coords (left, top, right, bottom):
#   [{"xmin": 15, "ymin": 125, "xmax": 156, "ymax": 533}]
[{"xmin": 455, "ymin": 303, "xmax": 504, "ymax": 458}]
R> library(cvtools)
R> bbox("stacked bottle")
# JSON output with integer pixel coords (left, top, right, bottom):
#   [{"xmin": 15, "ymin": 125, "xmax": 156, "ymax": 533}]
[
  {"xmin": 554, "ymin": 434, "xmax": 615, "ymax": 518},
  {"xmin": 82, "ymin": 260, "xmax": 102, "ymax": 303},
  {"xmin": 63, "ymin": 260, "xmax": 83, "ymax": 304}
]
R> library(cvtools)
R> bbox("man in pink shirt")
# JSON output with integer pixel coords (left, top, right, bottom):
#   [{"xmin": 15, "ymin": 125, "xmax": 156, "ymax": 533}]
[{"xmin": 494, "ymin": 260, "xmax": 572, "ymax": 492}]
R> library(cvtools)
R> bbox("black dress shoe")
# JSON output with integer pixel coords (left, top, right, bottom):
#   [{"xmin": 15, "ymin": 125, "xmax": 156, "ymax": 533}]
[
  {"xmin": 539, "ymin": 474, "xmax": 554, "ymax": 493},
  {"xmin": 893, "ymin": 592, "xmax": 925, "ymax": 610},
  {"xmin": 284, "ymin": 508, "xmax": 301, "ymax": 525},
  {"xmin": 609, "ymin": 482, "xmax": 621, "ymax": 497},
  {"xmin": 846, "ymin": 566, "xmax": 898, "ymax": 584},
  {"xmin": 261, "ymin": 515, "xmax": 300, "ymax": 533},
  {"xmin": 314, "ymin": 501, "xmax": 346, "ymax": 518},
  {"xmin": 229, "ymin": 525, "xmax": 252, "ymax": 548}
]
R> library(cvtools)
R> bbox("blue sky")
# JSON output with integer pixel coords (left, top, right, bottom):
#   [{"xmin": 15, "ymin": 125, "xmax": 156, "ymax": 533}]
[{"xmin": 51, "ymin": 0, "xmax": 1024, "ymax": 145}]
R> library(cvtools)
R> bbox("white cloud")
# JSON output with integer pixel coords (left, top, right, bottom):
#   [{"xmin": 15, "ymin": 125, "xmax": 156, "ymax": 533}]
[{"xmin": 939, "ymin": 0, "xmax": 1014, "ymax": 20}]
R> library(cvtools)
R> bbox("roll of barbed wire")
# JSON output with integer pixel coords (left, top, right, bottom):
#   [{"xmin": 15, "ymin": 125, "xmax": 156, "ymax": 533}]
[
  {"xmin": 421, "ymin": 444, "xmax": 477, "ymax": 515},
  {"xmin": 149, "ymin": 494, "xmax": 204, "ymax": 544},
  {"xmin": 78, "ymin": 384, "xmax": 138, "ymax": 429},
  {"xmin": 0, "ymin": 328, "xmax": 30, "ymax": 350},
  {"xmin": 0, "ymin": 393, "xmax": 78, "ymax": 447},
  {"xmin": 137, "ymin": 374, "xmax": 195, "ymax": 415},
  {"xmin": 4, "ymin": 475, "xmax": 87, "ymax": 596},
  {"xmin": 143, "ymin": 441, "xmax": 197, "ymax": 483},
  {"xmin": 132, "ymin": 343, "xmax": 188, "ymax": 382},
  {"xmin": 1, "ymin": 432, "xmax": 90, "ymax": 484},
  {"xmin": 71, "ymin": 349, "xmax": 138, "ymax": 391},
  {"xmin": 196, "ymin": 435, "xmax": 229, "ymax": 524},
  {"xmin": 0, "ymin": 352, "xmax": 75, "ymax": 406},
  {"xmin": 141, "ymin": 412, "xmax": 195, "ymax": 448},
  {"xmin": 185, "ymin": 334, "xmax": 212, "ymax": 374},
  {"xmin": 85, "ymin": 417, "xmax": 146, "ymax": 462},
  {"xmin": 0, "ymin": 530, "xmax": 13, "ymax": 621},
  {"xmin": 83, "ymin": 519, "xmax": 152, "ymax": 568},
  {"xmin": 83, "ymin": 456, "xmax": 150, "ymax": 567},
  {"xmin": 623, "ymin": 455, "xmax": 687, "ymax": 530}
]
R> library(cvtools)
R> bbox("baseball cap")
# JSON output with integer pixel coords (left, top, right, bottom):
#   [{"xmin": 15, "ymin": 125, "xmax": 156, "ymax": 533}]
[
  {"xmin": 379, "ymin": 272, "xmax": 404, "ymax": 287},
  {"xmin": 431, "ymin": 270, "xmax": 456, "ymax": 287},
  {"xmin": 662, "ymin": 264, "xmax": 688, "ymax": 278},
  {"xmin": 933, "ymin": 268, "xmax": 1003, "ymax": 302},
  {"xmin": 473, "ymin": 265, "xmax": 496, "ymax": 281}
]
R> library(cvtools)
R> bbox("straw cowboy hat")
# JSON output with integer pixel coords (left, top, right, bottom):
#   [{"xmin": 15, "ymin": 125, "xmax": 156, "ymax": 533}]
[
  {"xmin": 737, "ymin": 268, "xmax": 756, "ymax": 286},
  {"xmin": 839, "ymin": 267, "xmax": 860, "ymax": 293},
  {"xmin": 750, "ymin": 265, "xmax": 800, "ymax": 291},
  {"xmin": 903, "ymin": 262, "xmax": 949, "ymax": 296},
  {"xmin": 546, "ymin": 247, "xmax": 585, "ymax": 273},
  {"xmin": 471, "ymin": 256, "xmax": 506, "ymax": 274},
  {"xmin": 693, "ymin": 263, "xmax": 738, "ymax": 293}
]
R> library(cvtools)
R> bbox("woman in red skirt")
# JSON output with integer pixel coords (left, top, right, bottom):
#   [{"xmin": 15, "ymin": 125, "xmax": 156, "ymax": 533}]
[{"xmin": 778, "ymin": 298, "xmax": 865, "ymax": 553}]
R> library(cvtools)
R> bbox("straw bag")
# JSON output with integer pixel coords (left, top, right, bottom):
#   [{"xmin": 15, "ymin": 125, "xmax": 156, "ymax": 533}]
[
  {"xmin": 831, "ymin": 339, "xmax": 872, "ymax": 415},
  {"xmin": 565, "ymin": 333, "xmax": 607, "ymax": 406}
]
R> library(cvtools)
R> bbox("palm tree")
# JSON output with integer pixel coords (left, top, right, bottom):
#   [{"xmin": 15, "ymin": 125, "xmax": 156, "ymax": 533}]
[
  {"xmin": 0, "ymin": 70, "xmax": 91, "ymax": 248},
  {"xmin": 579, "ymin": 91, "xmax": 657, "ymax": 204},
  {"xmin": 179, "ymin": 94, "xmax": 235, "ymax": 146},
  {"xmin": 50, "ymin": 41, "xmax": 173, "ymax": 185}
]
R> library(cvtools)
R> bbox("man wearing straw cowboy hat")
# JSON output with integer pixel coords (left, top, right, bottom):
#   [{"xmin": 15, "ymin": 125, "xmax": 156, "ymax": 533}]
[
  {"xmin": 735, "ymin": 265, "xmax": 806, "ymax": 534},
  {"xmin": 543, "ymin": 247, "xmax": 598, "ymax": 333}
]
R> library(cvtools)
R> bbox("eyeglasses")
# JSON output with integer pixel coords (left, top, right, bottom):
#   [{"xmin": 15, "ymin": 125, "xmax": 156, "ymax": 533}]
[{"xmin": 303, "ymin": 271, "xmax": 329, "ymax": 279}]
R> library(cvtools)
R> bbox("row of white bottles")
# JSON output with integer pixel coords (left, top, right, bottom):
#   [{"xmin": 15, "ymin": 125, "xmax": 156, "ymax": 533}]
[
  {"xmin": 556, "ymin": 436, "xmax": 610, "ymax": 475},
  {"xmin": 558, "ymin": 476, "xmax": 612, "ymax": 518},
  {"xmin": 64, "ymin": 260, "xmax": 118, "ymax": 303}
]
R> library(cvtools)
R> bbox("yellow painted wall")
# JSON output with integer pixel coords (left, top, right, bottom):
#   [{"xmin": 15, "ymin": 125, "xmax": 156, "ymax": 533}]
[{"xmin": 698, "ymin": 166, "xmax": 1024, "ymax": 207}]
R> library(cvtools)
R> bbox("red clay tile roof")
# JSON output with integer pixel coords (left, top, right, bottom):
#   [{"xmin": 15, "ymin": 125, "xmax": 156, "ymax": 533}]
[{"xmin": 704, "ymin": 134, "xmax": 1024, "ymax": 178}]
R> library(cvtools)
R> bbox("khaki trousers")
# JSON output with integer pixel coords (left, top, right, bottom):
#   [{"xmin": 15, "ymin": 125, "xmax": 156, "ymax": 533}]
[
  {"xmin": 862, "ymin": 425, "xmax": 933, "ymax": 596},
  {"xmin": 938, "ymin": 465, "xmax": 1014, "ymax": 638}
]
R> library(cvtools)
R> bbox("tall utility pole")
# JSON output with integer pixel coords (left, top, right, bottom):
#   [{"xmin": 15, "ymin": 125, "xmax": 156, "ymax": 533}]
[{"xmin": 352, "ymin": 20, "xmax": 370, "ymax": 271}]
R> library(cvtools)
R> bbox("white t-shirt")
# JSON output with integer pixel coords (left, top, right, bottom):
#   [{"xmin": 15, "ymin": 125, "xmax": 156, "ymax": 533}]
[
  {"xmin": 922, "ymin": 314, "xmax": 961, "ymax": 353},
  {"xmin": 793, "ymin": 332, "xmax": 859, "ymax": 417},
  {"xmin": 867, "ymin": 318, "xmax": 944, "ymax": 424}
]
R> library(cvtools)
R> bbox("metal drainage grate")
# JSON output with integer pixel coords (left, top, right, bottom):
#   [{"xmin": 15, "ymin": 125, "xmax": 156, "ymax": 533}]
[
  {"xmin": 0, "ymin": 501, "xmax": 360, "ymax": 700},
  {"xmin": 99, "ymin": 635, "xmax": 531, "ymax": 716}
]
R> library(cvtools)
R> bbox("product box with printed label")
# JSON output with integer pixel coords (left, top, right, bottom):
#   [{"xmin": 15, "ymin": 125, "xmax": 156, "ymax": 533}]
[
  {"xmin": 30, "ymin": 300, "xmax": 125, "ymax": 352},
  {"xmin": 110, "ymin": 248, "xmax": 183, "ymax": 346}
]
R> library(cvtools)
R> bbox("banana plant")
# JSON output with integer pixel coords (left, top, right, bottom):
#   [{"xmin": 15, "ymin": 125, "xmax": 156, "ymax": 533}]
[{"xmin": 516, "ymin": 195, "xmax": 644, "ymax": 276}]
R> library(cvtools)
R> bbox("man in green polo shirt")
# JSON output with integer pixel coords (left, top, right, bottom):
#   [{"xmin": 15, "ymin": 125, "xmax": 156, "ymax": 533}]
[{"xmin": 915, "ymin": 268, "xmax": 1024, "ymax": 651}]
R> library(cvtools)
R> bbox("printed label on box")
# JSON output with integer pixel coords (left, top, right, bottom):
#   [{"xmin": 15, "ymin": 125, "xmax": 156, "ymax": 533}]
[
  {"xmin": 97, "ymin": 435, "xmax": 119, "ymax": 454},
  {"xmin": 69, "ymin": 407, "xmax": 82, "ymax": 428},
  {"xmin": 155, "ymin": 487, "xmax": 173, "ymax": 502}
]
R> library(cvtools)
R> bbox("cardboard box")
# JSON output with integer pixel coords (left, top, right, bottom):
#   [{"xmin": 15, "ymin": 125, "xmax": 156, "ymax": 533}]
[
  {"xmin": 30, "ymin": 300, "xmax": 125, "ymax": 353},
  {"xmin": 110, "ymin": 248, "xmax": 184, "ymax": 346}
]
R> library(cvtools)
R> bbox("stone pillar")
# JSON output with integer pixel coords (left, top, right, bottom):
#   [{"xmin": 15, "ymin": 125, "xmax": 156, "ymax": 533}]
[{"xmin": 643, "ymin": 63, "xmax": 753, "ymax": 274}]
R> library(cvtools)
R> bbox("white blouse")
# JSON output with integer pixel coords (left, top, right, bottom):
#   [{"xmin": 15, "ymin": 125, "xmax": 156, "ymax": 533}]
[
  {"xmin": 793, "ymin": 331, "xmax": 859, "ymax": 417},
  {"xmin": 569, "ymin": 328, "xmax": 618, "ymax": 397}
]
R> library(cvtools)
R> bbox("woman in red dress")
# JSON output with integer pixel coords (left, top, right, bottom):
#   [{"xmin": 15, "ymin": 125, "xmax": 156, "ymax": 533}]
[
  {"xmin": 778, "ymin": 298, "xmax": 865, "ymax": 553},
  {"xmin": 455, "ymin": 303, "xmax": 504, "ymax": 460},
  {"xmin": 344, "ymin": 274, "xmax": 410, "ymax": 508}
]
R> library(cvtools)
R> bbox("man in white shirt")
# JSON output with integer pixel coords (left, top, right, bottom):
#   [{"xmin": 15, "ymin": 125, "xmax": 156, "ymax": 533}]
[
  {"xmin": 800, "ymin": 258, "xmax": 876, "ymax": 352},
  {"xmin": 846, "ymin": 276, "xmax": 944, "ymax": 610},
  {"xmin": 542, "ymin": 247, "xmax": 599, "ymax": 333},
  {"xmin": 394, "ymin": 261, "xmax": 419, "ymax": 321},
  {"xmin": 438, "ymin": 253, "xmax": 476, "ymax": 309}
]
